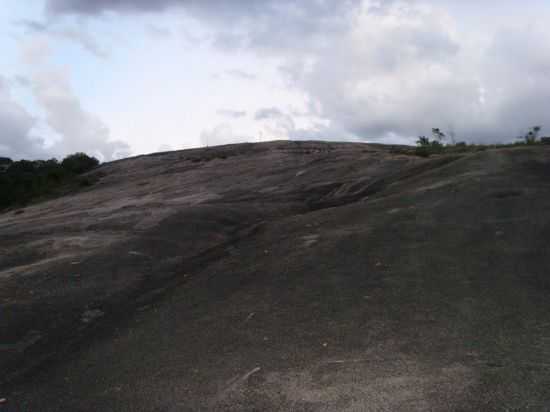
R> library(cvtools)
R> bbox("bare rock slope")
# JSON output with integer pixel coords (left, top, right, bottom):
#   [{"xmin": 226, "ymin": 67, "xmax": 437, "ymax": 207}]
[{"xmin": 2, "ymin": 141, "xmax": 550, "ymax": 411}]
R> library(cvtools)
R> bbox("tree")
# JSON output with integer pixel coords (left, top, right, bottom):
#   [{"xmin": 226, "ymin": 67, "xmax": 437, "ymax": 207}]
[
  {"xmin": 0, "ymin": 152, "xmax": 101, "ymax": 210},
  {"xmin": 416, "ymin": 136, "xmax": 430, "ymax": 146},
  {"xmin": 432, "ymin": 128, "xmax": 446, "ymax": 142},
  {"xmin": 0, "ymin": 157, "xmax": 13, "ymax": 172},
  {"xmin": 415, "ymin": 134, "xmax": 443, "ymax": 157},
  {"xmin": 524, "ymin": 126, "xmax": 542, "ymax": 144},
  {"xmin": 61, "ymin": 153, "xmax": 100, "ymax": 175}
]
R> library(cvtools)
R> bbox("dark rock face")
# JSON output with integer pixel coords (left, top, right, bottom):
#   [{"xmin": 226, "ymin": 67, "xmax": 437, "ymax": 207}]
[{"xmin": 2, "ymin": 141, "xmax": 550, "ymax": 411}]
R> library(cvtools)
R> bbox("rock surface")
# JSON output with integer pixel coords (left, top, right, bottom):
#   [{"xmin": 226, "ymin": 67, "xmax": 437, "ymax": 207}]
[{"xmin": 2, "ymin": 141, "xmax": 550, "ymax": 411}]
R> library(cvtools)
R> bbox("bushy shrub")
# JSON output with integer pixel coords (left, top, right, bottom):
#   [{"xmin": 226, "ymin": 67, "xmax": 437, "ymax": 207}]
[
  {"xmin": 0, "ymin": 152, "xmax": 100, "ymax": 210},
  {"xmin": 523, "ymin": 126, "xmax": 542, "ymax": 144},
  {"xmin": 415, "ymin": 135, "xmax": 444, "ymax": 157},
  {"xmin": 61, "ymin": 153, "xmax": 99, "ymax": 175}
]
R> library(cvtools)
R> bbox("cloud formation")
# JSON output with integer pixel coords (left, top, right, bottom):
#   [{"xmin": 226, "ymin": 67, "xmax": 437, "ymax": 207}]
[
  {"xmin": 1, "ymin": 32, "xmax": 129, "ymax": 160},
  {"xmin": 0, "ymin": 76, "xmax": 48, "ymax": 159},
  {"xmin": 41, "ymin": 0, "xmax": 550, "ymax": 144},
  {"xmin": 224, "ymin": 69, "xmax": 256, "ymax": 81},
  {"xmin": 254, "ymin": 107, "xmax": 284, "ymax": 121},
  {"xmin": 46, "ymin": 0, "xmax": 182, "ymax": 15},
  {"xmin": 15, "ymin": 18, "xmax": 108, "ymax": 59},
  {"xmin": 46, "ymin": 0, "xmax": 360, "ymax": 54},
  {"xmin": 29, "ymin": 68, "xmax": 130, "ymax": 160},
  {"xmin": 217, "ymin": 109, "xmax": 246, "ymax": 118},
  {"xmin": 0, "ymin": 68, "xmax": 130, "ymax": 160},
  {"xmin": 200, "ymin": 123, "xmax": 252, "ymax": 147}
]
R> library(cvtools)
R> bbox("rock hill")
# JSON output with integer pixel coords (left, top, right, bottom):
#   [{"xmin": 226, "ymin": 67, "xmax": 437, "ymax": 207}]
[{"xmin": 2, "ymin": 141, "xmax": 550, "ymax": 411}]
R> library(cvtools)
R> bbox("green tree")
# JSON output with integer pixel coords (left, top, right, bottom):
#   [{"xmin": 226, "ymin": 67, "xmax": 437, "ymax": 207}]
[
  {"xmin": 524, "ymin": 126, "xmax": 542, "ymax": 144},
  {"xmin": 416, "ymin": 136, "xmax": 430, "ymax": 146},
  {"xmin": 0, "ymin": 152, "xmax": 100, "ymax": 210},
  {"xmin": 415, "ymin": 134, "xmax": 443, "ymax": 157},
  {"xmin": 432, "ymin": 128, "xmax": 446, "ymax": 142},
  {"xmin": 61, "ymin": 153, "xmax": 100, "ymax": 174}
]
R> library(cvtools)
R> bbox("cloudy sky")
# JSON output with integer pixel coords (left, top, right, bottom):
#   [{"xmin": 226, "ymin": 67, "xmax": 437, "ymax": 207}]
[{"xmin": 2, "ymin": 0, "xmax": 550, "ymax": 160}]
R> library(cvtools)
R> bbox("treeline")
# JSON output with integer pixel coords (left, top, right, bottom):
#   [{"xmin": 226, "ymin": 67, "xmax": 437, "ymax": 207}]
[
  {"xmin": 414, "ymin": 126, "xmax": 549, "ymax": 157},
  {"xmin": 0, "ymin": 152, "xmax": 99, "ymax": 210}
]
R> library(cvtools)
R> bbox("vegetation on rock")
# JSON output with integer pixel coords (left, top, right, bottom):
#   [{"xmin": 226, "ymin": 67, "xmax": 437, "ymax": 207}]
[
  {"xmin": 413, "ymin": 125, "xmax": 547, "ymax": 157},
  {"xmin": 0, "ymin": 152, "xmax": 99, "ymax": 210}
]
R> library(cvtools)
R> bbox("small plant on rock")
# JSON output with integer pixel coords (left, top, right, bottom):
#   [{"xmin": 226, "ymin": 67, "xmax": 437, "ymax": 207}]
[{"xmin": 523, "ymin": 126, "xmax": 542, "ymax": 144}]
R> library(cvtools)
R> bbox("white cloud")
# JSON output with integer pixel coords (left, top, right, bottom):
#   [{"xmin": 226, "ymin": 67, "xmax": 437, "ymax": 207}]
[
  {"xmin": 217, "ymin": 109, "xmax": 247, "ymax": 118},
  {"xmin": 254, "ymin": 107, "xmax": 284, "ymax": 120},
  {"xmin": 224, "ymin": 69, "xmax": 256, "ymax": 80},
  {"xmin": 0, "ymin": 76, "xmax": 48, "ymax": 159},
  {"xmin": 57, "ymin": 28, "xmax": 109, "ymax": 58},
  {"xmin": 16, "ymin": 18, "xmax": 109, "ymax": 59},
  {"xmin": 28, "ymin": 67, "xmax": 130, "ymax": 160},
  {"xmin": 17, "ymin": 0, "xmax": 550, "ymax": 149},
  {"xmin": 20, "ymin": 34, "xmax": 53, "ymax": 65},
  {"xmin": 200, "ymin": 123, "xmax": 253, "ymax": 147},
  {"xmin": 5, "ymin": 34, "xmax": 131, "ymax": 160},
  {"xmin": 290, "ymin": 2, "xmax": 550, "ymax": 143}
]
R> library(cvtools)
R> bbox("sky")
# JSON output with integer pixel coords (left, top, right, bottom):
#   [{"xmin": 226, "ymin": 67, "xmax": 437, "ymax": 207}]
[{"xmin": 2, "ymin": 0, "xmax": 550, "ymax": 160}]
